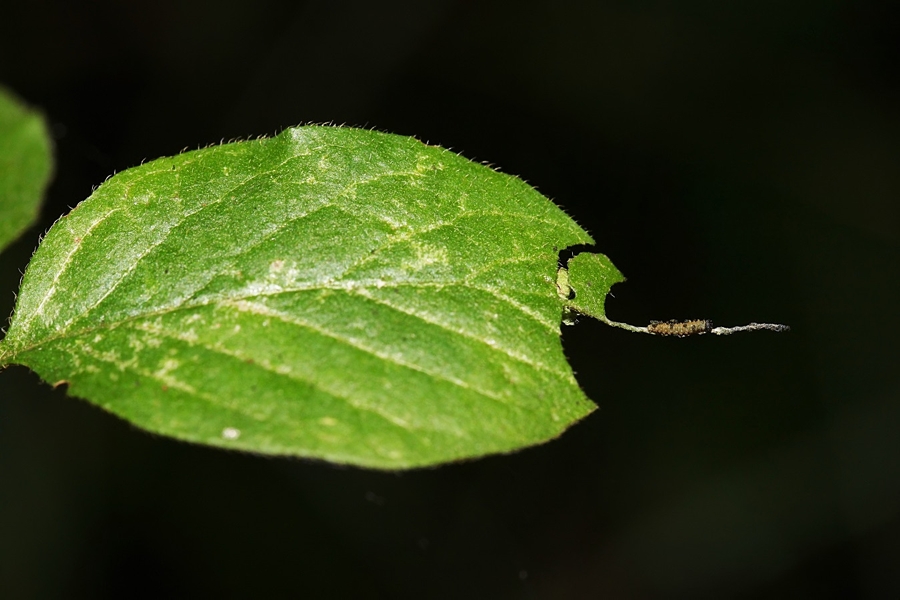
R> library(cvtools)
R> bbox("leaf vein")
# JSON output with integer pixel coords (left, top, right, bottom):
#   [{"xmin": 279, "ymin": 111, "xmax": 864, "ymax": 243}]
[
  {"xmin": 224, "ymin": 298, "xmax": 510, "ymax": 404},
  {"xmin": 22, "ymin": 207, "xmax": 124, "ymax": 331},
  {"xmin": 344, "ymin": 287, "xmax": 565, "ymax": 378},
  {"xmin": 129, "ymin": 320, "xmax": 433, "ymax": 433}
]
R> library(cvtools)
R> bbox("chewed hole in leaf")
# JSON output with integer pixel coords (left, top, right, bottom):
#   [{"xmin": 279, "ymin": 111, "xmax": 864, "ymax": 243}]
[{"xmin": 556, "ymin": 243, "xmax": 597, "ymax": 269}]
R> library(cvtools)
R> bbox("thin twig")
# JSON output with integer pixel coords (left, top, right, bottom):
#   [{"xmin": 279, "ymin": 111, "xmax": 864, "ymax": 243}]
[
  {"xmin": 599, "ymin": 317, "xmax": 789, "ymax": 336},
  {"xmin": 710, "ymin": 323, "xmax": 790, "ymax": 335}
]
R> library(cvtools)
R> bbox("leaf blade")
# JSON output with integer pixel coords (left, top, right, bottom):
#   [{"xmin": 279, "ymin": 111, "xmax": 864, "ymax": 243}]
[
  {"xmin": 1, "ymin": 126, "xmax": 603, "ymax": 468},
  {"xmin": 564, "ymin": 251, "xmax": 626, "ymax": 321}
]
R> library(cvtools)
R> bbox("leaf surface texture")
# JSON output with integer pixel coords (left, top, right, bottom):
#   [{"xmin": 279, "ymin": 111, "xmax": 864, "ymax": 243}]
[{"xmin": 0, "ymin": 126, "xmax": 621, "ymax": 468}]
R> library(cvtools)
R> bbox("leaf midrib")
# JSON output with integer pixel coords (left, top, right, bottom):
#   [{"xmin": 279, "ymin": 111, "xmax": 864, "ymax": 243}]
[
  {"xmin": 2, "ymin": 279, "xmax": 568, "ymax": 379},
  {"xmin": 4, "ymin": 283, "xmax": 563, "ymax": 438}
]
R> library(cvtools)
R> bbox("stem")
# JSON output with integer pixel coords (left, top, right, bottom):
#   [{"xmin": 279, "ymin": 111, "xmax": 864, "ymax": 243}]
[
  {"xmin": 598, "ymin": 317, "xmax": 789, "ymax": 336},
  {"xmin": 597, "ymin": 316, "xmax": 650, "ymax": 334},
  {"xmin": 710, "ymin": 323, "xmax": 790, "ymax": 335}
]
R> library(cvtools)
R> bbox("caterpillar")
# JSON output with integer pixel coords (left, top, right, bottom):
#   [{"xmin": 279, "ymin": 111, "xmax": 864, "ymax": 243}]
[{"xmin": 647, "ymin": 319, "xmax": 713, "ymax": 337}]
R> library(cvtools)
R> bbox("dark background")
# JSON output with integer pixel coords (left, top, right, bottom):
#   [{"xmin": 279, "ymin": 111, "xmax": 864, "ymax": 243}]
[{"xmin": 2, "ymin": 1, "xmax": 899, "ymax": 598}]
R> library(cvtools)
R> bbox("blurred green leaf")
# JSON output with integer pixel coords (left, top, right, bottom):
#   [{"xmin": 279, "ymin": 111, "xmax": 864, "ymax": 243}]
[
  {"xmin": 0, "ymin": 126, "xmax": 622, "ymax": 469},
  {"xmin": 0, "ymin": 87, "xmax": 52, "ymax": 254}
]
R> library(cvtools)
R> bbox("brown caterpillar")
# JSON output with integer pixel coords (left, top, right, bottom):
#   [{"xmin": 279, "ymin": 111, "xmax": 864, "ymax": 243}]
[{"xmin": 647, "ymin": 319, "xmax": 713, "ymax": 337}]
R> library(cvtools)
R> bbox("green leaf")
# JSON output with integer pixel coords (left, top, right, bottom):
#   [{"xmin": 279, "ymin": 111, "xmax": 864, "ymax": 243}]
[
  {"xmin": 563, "ymin": 252, "xmax": 625, "ymax": 322},
  {"xmin": 0, "ymin": 126, "xmax": 622, "ymax": 469},
  {"xmin": 0, "ymin": 86, "xmax": 53, "ymax": 254}
]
